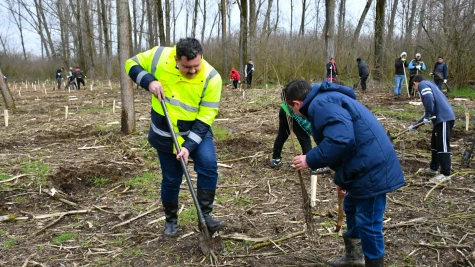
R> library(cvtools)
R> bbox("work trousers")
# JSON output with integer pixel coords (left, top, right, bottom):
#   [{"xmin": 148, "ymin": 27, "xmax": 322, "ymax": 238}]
[
  {"xmin": 157, "ymin": 136, "xmax": 218, "ymax": 202},
  {"xmin": 430, "ymin": 120, "xmax": 454, "ymax": 176},
  {"xmin": 344, "ymin": 193, "xmax": 386, "ymax": 260}
]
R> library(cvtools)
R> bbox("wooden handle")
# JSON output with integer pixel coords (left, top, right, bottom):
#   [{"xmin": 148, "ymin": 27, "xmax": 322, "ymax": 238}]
[{"xmin": 335, "ymin": 193, "xmax": 344, "ymax": 232}]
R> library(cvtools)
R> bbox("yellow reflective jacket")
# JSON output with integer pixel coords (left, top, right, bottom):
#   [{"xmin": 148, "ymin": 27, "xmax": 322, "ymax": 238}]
[{"xmin": 125, "ymin": 46, "xmax": 222, "ymax": 153}]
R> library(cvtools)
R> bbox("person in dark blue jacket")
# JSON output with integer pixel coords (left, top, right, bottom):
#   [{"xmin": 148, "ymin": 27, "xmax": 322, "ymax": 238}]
[
  {"xmin": 284, "ymin": 79, "xmax": 405, "ymax": 267},
  {"xmin": 409, "ymin": 74, "xmax": 455, "ymax": 184},
  {"xmin": 430, "ymin": 56, "xmax": 448, "ymax": 91}
]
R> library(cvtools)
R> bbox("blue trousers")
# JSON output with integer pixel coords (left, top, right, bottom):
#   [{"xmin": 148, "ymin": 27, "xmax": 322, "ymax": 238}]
[
  {"xmin": 394, "ymin": 75, "xmax": 405, "ymax": 95},
  {"xmin": 344, "ymin": 193, "xmax": 386, "ymax": 259},
  {"xmin": 157, "ymin": 136, "xmax": 218, "ymax": 202}
]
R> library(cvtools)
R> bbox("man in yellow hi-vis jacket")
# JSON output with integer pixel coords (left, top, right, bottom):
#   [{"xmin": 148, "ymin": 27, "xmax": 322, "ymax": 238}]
[{"xmin": 125, "ymin": 38, "xmax": 224, "ymax": 236}]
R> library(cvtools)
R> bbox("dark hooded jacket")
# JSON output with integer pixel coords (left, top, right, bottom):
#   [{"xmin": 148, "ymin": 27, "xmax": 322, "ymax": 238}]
[{"xmin": 300, "ymin": 81, "xmax": 405, "ymax": 198}]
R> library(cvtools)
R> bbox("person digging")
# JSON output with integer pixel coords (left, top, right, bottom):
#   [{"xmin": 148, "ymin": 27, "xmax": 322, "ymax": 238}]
[
  {"xmin": 408, "ymin": 74, "xmax": 455, "ymax": 184},
  {"xmin": 286, "ymin": 79, "xmax": 405, "ymax": 267}
]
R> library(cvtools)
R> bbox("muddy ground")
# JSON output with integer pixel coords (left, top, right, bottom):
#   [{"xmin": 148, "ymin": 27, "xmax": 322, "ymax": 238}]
[{"xmin": 0, "ymin": 80, "xmax": 474, "ymax": 266}]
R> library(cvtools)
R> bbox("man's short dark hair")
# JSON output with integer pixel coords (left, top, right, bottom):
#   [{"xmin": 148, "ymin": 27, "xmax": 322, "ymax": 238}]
[
  {"xmin": 356, "ymin": 57, "xmax": 361, "ymax": 62},
  {"xmin": 283, "ymin": 79, "xmax": 311, "ymax": 105},
  {"xmin": 413, "ymin": 74, "xmax": 426, "ymax": 83},
  {"xmin": 176, "ymin": 38, "xmax": 202, "ymax": 60}
]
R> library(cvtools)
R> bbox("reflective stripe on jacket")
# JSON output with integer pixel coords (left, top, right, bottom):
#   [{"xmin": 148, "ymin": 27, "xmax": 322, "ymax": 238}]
[{"xmin": 125, "ymin": 46, "xmax": 222, "ymax": 153}]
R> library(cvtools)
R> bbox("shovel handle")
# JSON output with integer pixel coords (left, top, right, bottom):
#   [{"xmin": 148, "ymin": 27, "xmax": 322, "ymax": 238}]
[
  {"xmin": 335, "ymin": 193, "xmax": 344, "ymax": 232},
  {"xmin": 392, "ymin": 116, "xmax": 436, "ymax": 139},
  {"xmin": 160, "ymin": 100, "xmax": 210, "ymax": 238}
]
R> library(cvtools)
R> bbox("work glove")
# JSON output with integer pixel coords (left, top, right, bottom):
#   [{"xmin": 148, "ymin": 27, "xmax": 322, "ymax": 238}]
[
  {"xmin": 408, "ymin": 124, "xmax": 416, "ymax": 131},
  {"xmin": 423, "ymin": 118, "xmax": 432, "ymax": 124},
  {"xmin": 401, "ymin": 58, "xmax": 406, "ymax": 62},
  {"xmin": 416, "ymin": 65, "xmax": 421, "ymax": 70},
  {"xmin": 429, "ymin": 72, "xmax": 434, "ymax": 76},
  {"xmin": 444, "ymin": 79, "xmax": 447, "ymax": 83}
]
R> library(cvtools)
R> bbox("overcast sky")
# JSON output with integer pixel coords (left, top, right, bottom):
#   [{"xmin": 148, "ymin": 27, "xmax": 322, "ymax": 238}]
[{"xmin": 0, "ymin": 1, "xmax": 367, "ymax": 56}]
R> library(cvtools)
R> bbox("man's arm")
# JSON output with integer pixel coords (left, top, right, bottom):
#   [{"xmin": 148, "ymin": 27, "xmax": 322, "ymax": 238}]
[
  {"xmin": 305, "ymin": 105, "xmax": 355, "ymax": 169},
  {"xmin": 419, "ymin": 85, "xmax": 435, "ymax": 120},
  {"xmin": 125, "ymin": 47, "xmax": 158, "ymax": 90}
]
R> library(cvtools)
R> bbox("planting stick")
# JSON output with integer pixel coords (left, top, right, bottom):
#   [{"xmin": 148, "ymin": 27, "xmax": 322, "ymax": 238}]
[
  {"xmin": 101, "ymin": 100, "xmax": 104, "ymax": 109},
  {"xmin": 311, "ymin": 174, "xmax": 317, "ymax": 207},
  {"xmin": 466, "ymin": 111, "xmax": 470, "ymax": 131},
  {"xmin": 4, "ymin": 110, "xmax": 8, "ymax": 127},
  {"xmin": 113, "ymin": 100, "xmax": 116, "ymax": 113},
  {"xmin": 65, "ymin": 106, "xmax": 68, "ymax": 120}
]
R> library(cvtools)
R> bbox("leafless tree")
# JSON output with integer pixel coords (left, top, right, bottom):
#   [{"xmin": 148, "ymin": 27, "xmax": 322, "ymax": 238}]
[
  {"xmin": 116, "ymin": 0, "xmax": 135, "ymax": 134},
  {"xmin": 324, "ymin": 0, "xmax": 336, "ymax": 64},
  {"xmin": 345, "ymin": 0, "xmax": 372, "ymax": 72},
  {"xmin": 299, "ymin": 0, "xmax": 310, "ymax": 36},
  {"xmin": 373, "ymin": 0, "xmax": 385, "ymax": 80},
  {"xmin": 220, "ymin": 0, "xmax": 228, "ymax": 74},
  {"xmin": 0, "ymin": 68, "xmax": 15, "ymax": 109}
]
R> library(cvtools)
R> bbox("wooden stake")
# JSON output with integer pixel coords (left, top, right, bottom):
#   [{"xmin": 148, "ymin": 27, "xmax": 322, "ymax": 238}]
[
  {"xmin": 90, "ymin": 84, "xmax": 93, "ymax": 91},
  {"xmin": 68, "ymin": 87, "xmax": 70, "ymax": 93},
  {"xmin": 101, "ymin": 100, "xmax": 104, "ymax": 109},
  {"xmin": 466, "ymin": 111, "xmax": 470, "ymax": 131},
  {"xmin": 44, "ymin": 89, "xmax": 47, "ymax": 95},
  {"xmin": 65, "ymin": 106, "xmax": 68, "ymax": 120},
  {"xmin": 311, "ymin": 174, "xmax": 317, "ymax": 207},
  {"xmin": 113, "ymin": 100, "xmax": 116, "ymax": 113},
  {"xmin": 18, "ymin": 90, "xmax": 21, "ymax": 97},
  {"xmin": 4, "ymin": 110, "xmax": 8, "ymax": 127}
]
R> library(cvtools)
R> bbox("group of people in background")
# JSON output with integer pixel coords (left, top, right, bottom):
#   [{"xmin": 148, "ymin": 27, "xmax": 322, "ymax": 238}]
[
  {"xmin": 229, "ymin": 59, "xmax": 254, "ymax": 89},
  {"xmin": 394, "ymin": 52, "xmax": 448, "ymax": 98},
  {"xmin": 55, "ymin": 66, "xmax": 85, "ymax": 90}
]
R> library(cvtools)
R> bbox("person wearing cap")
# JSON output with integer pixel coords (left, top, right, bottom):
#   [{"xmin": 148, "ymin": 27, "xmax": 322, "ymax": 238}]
[
  {"xmin": 394, "ymin": 52, "xmax": 408, "ymax": 98},
  {"xmin": 408, "ymin": 53, "xmax": 426, "ymax": 96},
  {"xmin": 356, "ymin": 58, "xmax": 369, "ymax": 93},
  {"xmin": 55, "ymin": 67, "xmax": 64, "ymax": 90},
  {"xmin": 430, "ymin": 56, "xmax": 448, "ymax": 91},
  {"xmin": 286, "ymin": 79, "xmax": 405, "ymax": 267}
]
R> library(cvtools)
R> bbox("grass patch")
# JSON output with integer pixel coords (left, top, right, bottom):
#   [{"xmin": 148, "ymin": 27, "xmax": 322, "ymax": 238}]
[
  {"xmin": 234, "ymin": 196, "xmax": 253, "ymax": 207},
  {"xmin": 52, "ymin": 232, "xmax": 78, "ymax": 244},
  {"xmin": 90, "ymin": 176, "xmax": 109, "ymax": 187},
  {"xmin": 449, "ymin": 87, "xmax": 475, "ymax": 98},
  {"xmin": 20, "ymin": 159, "xmax": 50, "ymax": 186},
  {"xmin": 178, "ymin": 206, "xmax": 198, "ymax": 227},
  {"xmin": 125, "ymin": 172, "xmax": 159, "ymax": 199},
  {"xmin": 212, "ymin": 125, "xmax": 230, "ymax": 141},
  {"xmin": 2, "ymin": 239, "xmax": 15, "ymax": 249}
]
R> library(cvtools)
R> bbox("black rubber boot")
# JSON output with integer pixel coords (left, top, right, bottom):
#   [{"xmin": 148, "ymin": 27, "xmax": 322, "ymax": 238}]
[
  {"xmin": 197, "ymin": 189, "xmax": 225, "ymax": 232},
  {"xmin": 162, "ymin": 200, "xmax": 179, "ymax": 236},
  {"xmin": 365, "ymin": 256, "xmax": 384, "ymax": 267},
  {"xmin": 327, "ymin": 236, "xmax": 365, "ymax": 267}
]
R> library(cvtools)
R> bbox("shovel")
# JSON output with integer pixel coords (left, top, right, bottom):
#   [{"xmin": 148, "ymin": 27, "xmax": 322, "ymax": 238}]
[
  {"xmin": 387, "ymin": 116, "xmax": 436, "ymax": 142},
  {"xmin": 160, "ymin": 100, "xmax": 224, "ymax": 256},
  {"xmin": 352, "ymin": 78, "xmax": 361, "ymax": 90}
]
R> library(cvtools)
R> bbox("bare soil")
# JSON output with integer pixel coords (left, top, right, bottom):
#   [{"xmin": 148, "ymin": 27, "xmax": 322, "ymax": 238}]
[{"xmin": 0, "ymin": 81, "xmax": 474, "ymax": 266}]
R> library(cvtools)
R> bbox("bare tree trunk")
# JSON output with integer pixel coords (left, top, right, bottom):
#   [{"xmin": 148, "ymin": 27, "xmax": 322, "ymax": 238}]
[
  {"xmin": 373, "ymin": 0, "xmax": 385, "ymax": 81},
  {"xmin": 0, "ymin": 68, "xmax": 15, "ymax": 109},
  {"xmin": 165, "ymin": 0, "xmax": 171, "ymax": 45},
  {"xmin": 249, "ymin": 0, "xmax": 256, "ymax": 60},
  {"xmin": 404, "ymin": 0, "xmax": 417, "ymax": 45},
  {"xmin": 35, "ymin": 0, "xmax": 56, "ymax": 57},
  {"xmin": 299, "ymin": 0, "xmax": 309, "ymax": 36},
  {"xmin": 201, "ymin": 0, "xmax": 207, "ymax": 43},
  {"xmin": 147, "ymin": 0, "xmax": 154, "ymax": 47},
  {"xmin": 346, "ymin": 0, "xmax": 372, "ymax": 72},
  {"xmin": 157, "ymin": 0, "xmax": 165, "ymax": 45},
  {"xmin": 290, "ymin": 0, "xmax": 294, "ymax": 37},
  {"xmin": 263, "ymin": 0, "xmax": 273, "ymax": 34},
  {"xmin": 31, "ymin": 0, "xmax": 50, "ymax": 58},
  {"xmin": 100, "ymin": 0, "xmax": 112, "ymax": 79},
  {"xmin": 84, "ymin": 0, "xmax": 96, "ymax": 78},
  {"xmin": 57, "ymin": 0, "xmax": 69, "ymax": 66},
  {"xmin": 239, "ymin": 0, "xmax": 248, "ymax": 74},
  {"xmin": 387, "ymin": 0, "xmax": 398, "ymax": 48},
  {"xmin": 221, "ymin": 0, "xmax": 228, "ymax": 74},
  {"xmin": 337, "ymin": 0, "xmax": 346, "ymax": 55},
  {"xmin": 324, "ymin": 0, "xmax": 336, "ymax": 65},
  {"xmin": 117, "ymin": 0, "xmax": 135, "ymax": 134},
  {"xmin": 10, "ymin": 2, "xmax": 28, "ymax": 60},
  {"xmin": 192, "ymin": 0, "xmax": 199, "ymax": 37}
]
